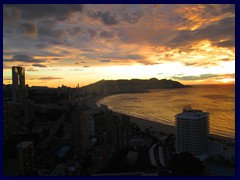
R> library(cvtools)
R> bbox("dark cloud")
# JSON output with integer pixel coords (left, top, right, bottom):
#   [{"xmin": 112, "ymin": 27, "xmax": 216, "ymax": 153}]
[
  {"xmin": 172, "ymin": 74, "xmax": 218, "ymax": 80},
  {"xmin": 203, "ymin": 4, "xmax": 235, "ymax": 18},
  {"xmin": 75, "ymin": 61, "xmax": 87, "ymax": 65},
  {"xmin": 3, "ymin": 51, "xmax": 20, "ymax": 56},
  {"xmin": 69, "ymin": 69, "xmax": 83, "ymax": 71},
  {"xmin": 32, "ymin": 64, "xmax": 47, "ymax": 68},
  {"xmin": 165, "ymin": 53, "xmax": 174, "ymax": 58},
  {"xmin": 222, "ymin": 4, "xmax": 235, "ymax": 14},
  {"xmin": 88, "ymin": 11, "xmax": 118, "ymax": 25},
  {"xmin": 125, "ymin": 54, "xmax": 145, "ymax": 60},
  {"xmin": 168, "ymin": 17, "xmax": 235, "ymax": 48},
  {"xmin": 99, "ymin": 53, "xmax": 145, "ymax": 61},
  {"xmin": 4, "ymin": 54, "xmax": 45, "ymax": 63},
  {"xmin": 39, "ymin": 76, "xmax": 63, "ymax": 80},
  {"xmin": 195, "ymin": 17, "xmax": 235, "ymax": 41},
  {"xmin": 52, "ymin": 58, "xmax": 61, "ymax": 61},
  {"xmin": 61, "ymin": 50, "xmax": 71, "ymax": 54},
  {"xmin": 32, "ymin": 20, "xmax": 67, "ymax": 48},
  {"xmin": 38, "ymin": 24, "xmax": 66, "ymax": 39},
  {"xmin": 27, "ymin": 68, "xmax": 38, "ymax": 72},
  {"xmin": 100, "ymin": 60, "xmax": 111, "ymax": 62},
  {"xmin": 35, "ymin": 43, "xmax": 48, "ymax": 49},
  {"xmin": 221, "ymin": 58, "xmax": 231, "ymax": 61},
  {"xmin": 69, "ymin": 26, "xmax": 81, "ymax": 35},
  {"xmin": 83, "ymin": 65, "xmax": 90, "ymax": 68},
  {"xmin": 3, "ymin": 6, "xmax": 21, "ymax": 22},
  {"xmin": 4, "ymin": 4, "xmax": 84, "ymax": 21},
  {"xmin": 172, "ymin": 73, "xmax": 235, "ymax": 81},
  {"xmin": 184, "ymin": 62, "xmax": 199, "ymax": 66},
  {"xmin": 183, "ymin": 61, "xmax": 218, "ymax": 67},
  {"xmin": 88, "ymin": 28, "xmax": 96, "ymax": 38},
  {"xmin": 21, "ymin": 23, "xmax": 38, "ymax": 38},
  {"xmin": 99, "ymin": 30, "xmax": 115, "ymax": 38},
  {"xmin": 143, "ymin": 62, "xmax": 160, "ymax": 66},
  {"xmin": 213, "ymin": 40, "xmax": 235, "ymax": 48},
  {"xmin": 123, "ymin": 10, "xmax": 143, "ymax": 24}
]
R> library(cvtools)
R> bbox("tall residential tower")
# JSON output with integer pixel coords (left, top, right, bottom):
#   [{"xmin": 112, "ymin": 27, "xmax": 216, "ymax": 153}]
[
  {"xmin": 12, "ymin": 66, "xmax": 25, "ymax": 103},
  {"xmin": 175, "ymin": 106, "xmax": 209, "ymax": 155}
]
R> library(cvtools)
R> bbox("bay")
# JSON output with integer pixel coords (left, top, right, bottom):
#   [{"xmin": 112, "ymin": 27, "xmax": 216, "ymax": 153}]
[{"xmin": 97, "ymin": 84, "xmax": 235, "ymax": 139}]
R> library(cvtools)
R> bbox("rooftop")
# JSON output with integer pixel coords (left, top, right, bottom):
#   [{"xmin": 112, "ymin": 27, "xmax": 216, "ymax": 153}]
[{"xmin": 176, "ymin": 108, "xmax": 209, "ymax": 119}]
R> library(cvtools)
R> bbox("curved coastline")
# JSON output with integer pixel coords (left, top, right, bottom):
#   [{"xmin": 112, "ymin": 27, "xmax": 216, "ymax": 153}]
[{"xmin": 96, "ymin": 96, "xmax": 235, "ymax": 142}]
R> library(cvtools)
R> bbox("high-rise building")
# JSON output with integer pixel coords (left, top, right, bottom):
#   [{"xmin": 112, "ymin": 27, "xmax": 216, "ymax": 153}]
[
  {"xmin": 175, "ymin": 106, "xmax": 209, "ymax": 155},
  {"xmin": 72, "ymin": 109, "xmax": 89, "ymax": 157},
  {"xmin": 12, "ymin": 66, "xmax": 25, "ymax": 103},
  {"xmin": 3, "ymin": 109, "xmax": 10, "ymax": 142},
  {"xmin": 112, "ymin": 114, "xmax": 130, "ymax": 152},
  {"xmin": 24, "ymin": 100, "xmax": 35, "ymax": 127},
  {"xmin": 17, "ymin": 141, "xmax": 34, "ymax": 175},
  {"xmin": 80, "ymin": 111, "xmax": 89, "ymax": 154}
]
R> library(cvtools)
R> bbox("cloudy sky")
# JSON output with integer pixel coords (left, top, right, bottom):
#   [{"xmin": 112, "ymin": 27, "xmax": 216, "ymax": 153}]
[{"xmin": 3, "ymin": 4, "xmax": 235, "ymax": 87}]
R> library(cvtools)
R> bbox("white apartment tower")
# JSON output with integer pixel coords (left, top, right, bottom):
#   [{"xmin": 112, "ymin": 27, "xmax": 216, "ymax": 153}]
[{"xmin": 175, "ymin": 106, "xmax": 209, "ymax": 155}]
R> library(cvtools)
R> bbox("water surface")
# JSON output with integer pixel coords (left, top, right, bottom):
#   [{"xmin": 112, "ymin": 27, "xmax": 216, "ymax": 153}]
[{"xmin": 98, "ymin": 84, "xmax": 235, "ymax": 139}]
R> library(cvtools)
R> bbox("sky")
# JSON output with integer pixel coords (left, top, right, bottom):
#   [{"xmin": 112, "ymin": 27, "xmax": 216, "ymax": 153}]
[{"xmin": 3, "ymin": 4, "xmax": 235, "ymax": 88}]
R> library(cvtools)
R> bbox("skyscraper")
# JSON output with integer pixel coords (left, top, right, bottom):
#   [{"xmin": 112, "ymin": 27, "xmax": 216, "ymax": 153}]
[
  {"xmin": 112, "ymin": 115, "xmax": 130, "ymax": 152},
  {"xmin": 3, "ymin": 109, "xmax": 10, "ymax": 142},
  {"xmin": 175, "ymin": 106, "xmax": 209, "ymax": 155},
  {"xmin": 72, "ymin": 109, "xmax": 89, "ymax": 157},
  {"xmin": 17, "ymin": 141, "xmax": 34, "ymax": 175},
  {"xmin": 12, "ymin": 66, "xmax": 25, "ymax": 103}
]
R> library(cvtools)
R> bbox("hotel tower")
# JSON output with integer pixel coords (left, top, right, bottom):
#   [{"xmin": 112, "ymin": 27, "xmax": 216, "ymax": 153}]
[{"xmin": 175, "ymin": 106, "xmax": 209, "ymax": 155}]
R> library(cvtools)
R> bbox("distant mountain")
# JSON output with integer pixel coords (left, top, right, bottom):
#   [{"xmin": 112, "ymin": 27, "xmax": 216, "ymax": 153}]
[{"xmin": 79, "ymin": 78, "xmax": 190, "ymax": 95}]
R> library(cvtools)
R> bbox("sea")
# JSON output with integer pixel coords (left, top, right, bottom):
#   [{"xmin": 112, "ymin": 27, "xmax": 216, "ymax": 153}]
[{"xmin": 97, "ymin": 84, "xmax": 235, "ymax": 139}]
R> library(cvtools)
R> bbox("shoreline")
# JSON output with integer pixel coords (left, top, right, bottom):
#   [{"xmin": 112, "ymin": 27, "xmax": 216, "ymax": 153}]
[
  {"xmin": 114, "ymin": 111, "xmax": 235, "ymax": 142},
  {"xmin": 94, "ymin": 96, "xmax": 235, "ymax": 142}
]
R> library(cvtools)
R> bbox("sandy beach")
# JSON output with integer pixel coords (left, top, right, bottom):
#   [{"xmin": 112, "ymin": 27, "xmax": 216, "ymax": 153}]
[
  {"xmin": 113, "ymin": 112, "xmax": 235, "ymax": 142},
  {"xmin": 95, "ymin": 96, "xmax": 235, "ymax": 142}
]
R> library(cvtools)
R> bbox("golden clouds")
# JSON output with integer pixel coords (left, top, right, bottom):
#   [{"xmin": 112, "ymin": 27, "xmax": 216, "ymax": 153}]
[{"xmin": 3, "ymin": 4, "xmax": 235, "ymax": 87}]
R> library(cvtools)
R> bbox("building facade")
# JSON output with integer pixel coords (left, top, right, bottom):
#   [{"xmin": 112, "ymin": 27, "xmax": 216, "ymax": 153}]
[
  {"xmin": 3, "ymin": 109, "xmax": 10, "ymax": 142},
  {"xmin": 12, "ymin": 66, "xmax": 25, "ymax": 103},
  {"xmin": 72, "ymin": 109, "xmax": 89, "ymax": 157},
  {"xmin": 17, "ymin": 141, "xmax": 34, "ymax": 175},
  {"xmin": 175, "ymin": 107, "xmax": 209, "ymax": 155},
  {"xmin": 112, "ymin": 115, "xmax": 130, "ymax": 152}
]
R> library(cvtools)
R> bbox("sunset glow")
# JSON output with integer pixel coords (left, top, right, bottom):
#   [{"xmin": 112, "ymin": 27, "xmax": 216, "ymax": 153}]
[{"xmin": 3, "ymin": 4, "xmax": 235, "ymax": 87}]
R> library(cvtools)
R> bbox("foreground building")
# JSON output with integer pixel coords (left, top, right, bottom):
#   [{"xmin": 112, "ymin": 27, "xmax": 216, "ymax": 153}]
[
  {"xmin": 175, "ymin": 106, "xmax": 209, "ymax": 155},
  {"xmin": 17, "ymin": 141, "xmax": 34, "ymax": 175},
  {"xmin": 72, "ymin": 108, "xmax": 89, "ymax": 157}
]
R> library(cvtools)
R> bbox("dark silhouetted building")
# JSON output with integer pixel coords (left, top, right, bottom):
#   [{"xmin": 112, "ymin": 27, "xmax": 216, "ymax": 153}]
[
  {"xmin": 23, "ymin": 100, "xmax": 35, "ymax": 127},
  {"xmin": 17, "ymin": 141, "xmax": 34, "ymax": 175},
  {"xmin": 3, "ymin": 109, "xmax": 10, "ymax": 142},
  {"xmin": 72, "ymin": 109, "xmax": 89, "ymax": 157},
  {"xmin": 175, "ymin": 106, "xmax": 209, "ymax": 155},
  {"xmin": 12, "ymin": 66, "xmax": 26, "ymax": 103},
  {"xmin": 112, "ymin": 115, "xmax": 130, "ymax": 152}
]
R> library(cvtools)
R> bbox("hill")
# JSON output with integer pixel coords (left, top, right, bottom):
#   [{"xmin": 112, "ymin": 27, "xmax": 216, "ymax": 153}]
[{"xmin": 79, "ymin": 78, "xmax": 190, "ymax": 95}]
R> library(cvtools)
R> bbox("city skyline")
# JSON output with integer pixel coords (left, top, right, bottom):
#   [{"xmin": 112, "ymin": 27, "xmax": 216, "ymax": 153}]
[{"xmin": 3, "ymin": 4, "xmax": 235, "ymax": 88}]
